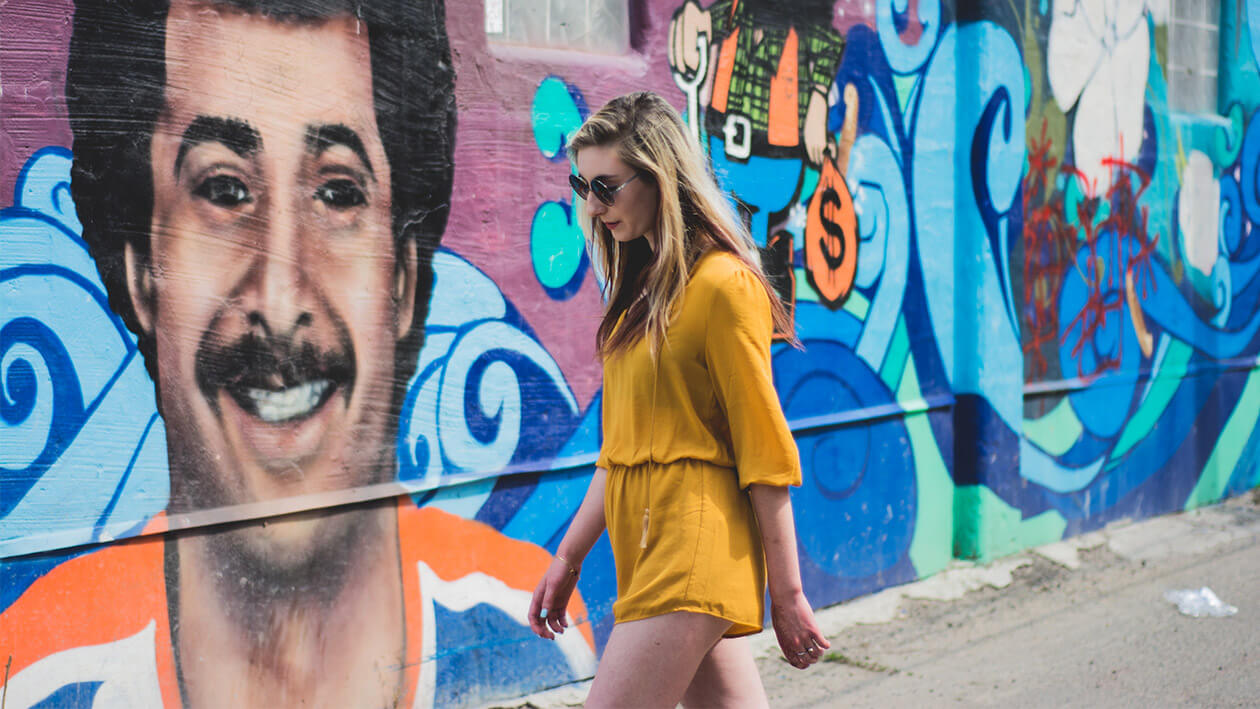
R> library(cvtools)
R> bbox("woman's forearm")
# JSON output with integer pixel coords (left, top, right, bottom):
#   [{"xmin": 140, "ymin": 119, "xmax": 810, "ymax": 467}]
[
  {"xmin": 556, "ymin": 467, "xmax": 608, "ymax": 567},
  {"xmin": 748, "ymin": 483, "xmax": 804, "ymax": 602}
]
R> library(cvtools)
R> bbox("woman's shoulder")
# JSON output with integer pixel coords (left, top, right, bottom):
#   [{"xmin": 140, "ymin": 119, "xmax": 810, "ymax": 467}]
[
  {"xmin": 690, "ymin": 249, "xmax": 766, "ymax": 305},
  {"xmin": 690, "ymin": 249, "xmax": 759, "ymax": 291}
]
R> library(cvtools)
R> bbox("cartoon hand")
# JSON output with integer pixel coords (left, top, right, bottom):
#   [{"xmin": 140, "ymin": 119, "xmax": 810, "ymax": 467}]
[
  {"xmin": 669, "ymin": 1, "xmax": 712, "ymax": 77},
  {"xmin": 834, "ymin": 83, "xmax": 860, "ymax": 175},
  {"xmin": 804, "ymin": 88, "xmax": 829, "ymax": 166}
]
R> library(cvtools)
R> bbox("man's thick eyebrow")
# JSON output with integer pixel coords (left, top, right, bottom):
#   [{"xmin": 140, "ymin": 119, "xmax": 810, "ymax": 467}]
[
  {"xmin": 174, "ymin": 116, "xmax": 261, "ymax": 175},
  {"xmin": 305, "ymin": 124, "xmax": 375, "ymax": 179}
]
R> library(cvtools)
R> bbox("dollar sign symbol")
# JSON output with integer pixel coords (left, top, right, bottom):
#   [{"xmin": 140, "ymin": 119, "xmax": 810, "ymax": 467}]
[{"xmin": 818, "ymin": 186, "xmax": 847, "ymax": 271}]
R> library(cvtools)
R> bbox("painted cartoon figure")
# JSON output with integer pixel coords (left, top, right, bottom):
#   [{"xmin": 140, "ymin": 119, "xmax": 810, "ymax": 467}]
[
  {"xmin": 0, "ymin": 0, "xmax": 593, "ymax": 706},
  {"xmin": 669, "ymin": 0, "xmax": 860, "ymax": 312}
]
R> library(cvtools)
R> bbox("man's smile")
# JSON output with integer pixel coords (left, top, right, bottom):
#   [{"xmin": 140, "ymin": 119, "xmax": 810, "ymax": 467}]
[
  {"xmin": 196, "ymin": 319, "xmax": 356, "ymax": 430},
  {"xmin": 232, "ymin": 379, "xmax": 334, "ymax": 424}
]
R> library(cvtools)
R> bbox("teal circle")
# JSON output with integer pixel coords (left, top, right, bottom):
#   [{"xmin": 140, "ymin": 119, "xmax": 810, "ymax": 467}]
[
  {"xmin": 531, "ymin": 202, "xmax": 585, "ymax": 291},
  {"xmin": 531, "ymin": 78, "xmax": 584, "ymax": 161}
]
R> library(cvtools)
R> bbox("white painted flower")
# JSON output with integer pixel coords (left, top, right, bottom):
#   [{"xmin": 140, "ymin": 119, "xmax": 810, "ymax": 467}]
[
  {"xmin": 1178, "ymin": 150, "xmax": 1220, "ymax": 279},
  {"xmin": 1047, "ymin": 0, "xmax": 1168, "ymax": 192}
]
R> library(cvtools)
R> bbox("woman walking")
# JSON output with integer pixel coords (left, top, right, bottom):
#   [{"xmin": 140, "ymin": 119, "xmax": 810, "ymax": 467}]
[{"xmin": 528, "ymin": 91, "xmax": 828, "ymax": 708}]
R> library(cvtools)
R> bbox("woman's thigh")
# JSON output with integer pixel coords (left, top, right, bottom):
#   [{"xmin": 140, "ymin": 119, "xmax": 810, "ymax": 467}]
[
  {"xmin": 586, "ymin": 611, "xmax": 732, "ymax": 709},
  {"xmin": 682, "ymin": 636, "xmax": 768, "ymax": 709}
]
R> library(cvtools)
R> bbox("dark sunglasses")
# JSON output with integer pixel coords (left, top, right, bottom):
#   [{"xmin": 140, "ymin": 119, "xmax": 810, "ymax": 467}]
[{"xmin": 568, "ymin": 172, "xmax": 641, "ymax": 206}]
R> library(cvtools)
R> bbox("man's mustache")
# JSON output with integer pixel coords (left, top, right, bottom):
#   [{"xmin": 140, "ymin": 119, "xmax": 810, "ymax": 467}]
[{"xmin": 195, "ymin": 328, "xmax": 355, "ymax": 401}]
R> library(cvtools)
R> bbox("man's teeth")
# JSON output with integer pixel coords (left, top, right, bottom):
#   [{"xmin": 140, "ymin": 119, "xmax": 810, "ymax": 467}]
[{"xmin": 246, "ymin": 380, "xmax": 330, "ymax": 423}]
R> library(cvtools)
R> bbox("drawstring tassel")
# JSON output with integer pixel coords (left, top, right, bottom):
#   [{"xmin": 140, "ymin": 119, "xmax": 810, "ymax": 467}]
[{"xmin": 639, "ymin": 507, "xmax": 650, "ymax": 549}]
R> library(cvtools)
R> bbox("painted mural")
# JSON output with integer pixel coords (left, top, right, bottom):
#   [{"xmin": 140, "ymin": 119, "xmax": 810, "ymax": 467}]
[
  {"xmin": 3, "ymin": 0, "xmax": 1260, "ymax": 706},
  {"xmin": 0, "ymin": 1, "xmax": 596, "ymax": 707},
  {"xmin": 1007, "ymin": 0, "xmax": 1260, "ymax": 549}
]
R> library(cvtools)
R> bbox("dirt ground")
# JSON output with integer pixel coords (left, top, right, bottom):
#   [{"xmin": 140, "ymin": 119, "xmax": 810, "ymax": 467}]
[
  {"xmin": 498, "ymin": 492, "xmax": 1260, "ymax": 708},
  {"xmin": 758, "ymin": 493, "xmax": 1260, "ymax": 708}
]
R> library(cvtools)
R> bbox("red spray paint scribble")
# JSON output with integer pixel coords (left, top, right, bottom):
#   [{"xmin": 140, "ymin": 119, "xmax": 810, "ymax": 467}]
[
  {"xmin": 1022, "ymin": 119, "xmax": 1075, "ymax": 378},
  {"xmin": 1022, "ymin": 119, "xmax": 1160, "ymax": 381}
]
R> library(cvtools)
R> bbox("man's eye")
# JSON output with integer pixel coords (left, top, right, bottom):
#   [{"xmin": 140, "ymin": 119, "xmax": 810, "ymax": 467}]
[
  {"xmin": 314, "ymin": 179, "xmax": 367, "ymax": 210},
  {"xmin": 192, "ymin": 175, "xmax": 253, "ymax": 207}
]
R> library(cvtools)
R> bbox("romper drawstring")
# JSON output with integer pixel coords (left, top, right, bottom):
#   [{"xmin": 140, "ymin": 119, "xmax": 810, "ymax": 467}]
[{"xmin": 641, "ymin": 338, "xmax": 662, "ymax": 549}]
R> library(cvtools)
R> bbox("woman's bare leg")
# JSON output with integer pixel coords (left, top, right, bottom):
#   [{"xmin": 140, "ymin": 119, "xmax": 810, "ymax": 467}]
[
  {"xmin": 681, "ymin": 636, "xmax": 769, "ymax": 708},
  {"xmin": 585, "ymin": 612, "xmax": 732, "ymax": 708}
]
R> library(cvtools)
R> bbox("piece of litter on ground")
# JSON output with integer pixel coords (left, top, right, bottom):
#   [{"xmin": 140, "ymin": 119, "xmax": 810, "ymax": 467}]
[{"xmin": 1164, "ymin": 587, "xmax": 1238, "ymax": 617}]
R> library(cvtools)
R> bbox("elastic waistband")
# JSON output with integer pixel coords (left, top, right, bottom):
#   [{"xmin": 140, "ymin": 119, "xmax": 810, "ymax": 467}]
[{"xmin": 603, "ymin": 458, "xmax": 735, "ymax": 475}]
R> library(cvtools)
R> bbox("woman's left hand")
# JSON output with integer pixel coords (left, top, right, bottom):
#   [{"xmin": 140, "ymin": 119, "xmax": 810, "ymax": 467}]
[
  {"xmin": 528, "ymin": 557, "xmax": 580, "ymax": 640},
  {"xmin": 770, "ymin": 590, "xmax": 830, "ymax": 669}
]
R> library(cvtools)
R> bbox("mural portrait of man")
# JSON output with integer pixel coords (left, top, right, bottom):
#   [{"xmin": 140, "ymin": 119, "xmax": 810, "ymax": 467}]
[
  {"xmin": 69, "ymin": 0, "xmax": 453, "ymax": 522},
  {"xmin": 0, "ymin": 0, "xmax": 594, "ymax": 706},
  {"xmin": 7, "ymin": 0, "xmax": 1260, "ymax": 705}
]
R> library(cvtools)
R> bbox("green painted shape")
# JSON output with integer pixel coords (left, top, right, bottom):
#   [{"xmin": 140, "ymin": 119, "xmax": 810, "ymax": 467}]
[
  {"xmin": 954, "ymin": 485, "xmax": 1067, "ymax": 562},
  {"xmin": 903, "ymin": 354, "xmax": 955, "ymax": 578},
  {"xmin": 892, "ymin": 73, "xmax": 917, "ymax": 115},
  {"xmin": 1022, "ymin": 398, "xmax": 1083, "ymax": 456},
  {"xmin": 1213, "ymin": 103, "xmax": 1246, "ymax": 167},
  {"xmin": 1110, "ymin": 338, "xmax": 1194, "ymax": 462},
  {"xmin": 793, "ymin": 268, "xmax": 819, "ymax": 303},
  {"xmin": 1061, "ymin": 173, "xmax": 1087, "ymax": 228},
  {"xmin": 880, "ymin": 316, "xmax": 910, "ymax": 392},
  {"xmin": 897, "ymin": 343, "xmax": 924, "ymax": 401},
  {"xmin": 1185, "ymin": 367, "xmax": 1260, "ymax": 509},
  {"xmin": 843, "ymin": 289, "xmax": 870, "ymax": 319},
  {"xmin": 799, "ymin": 166, "xmax": 820, "ymax": 206}
]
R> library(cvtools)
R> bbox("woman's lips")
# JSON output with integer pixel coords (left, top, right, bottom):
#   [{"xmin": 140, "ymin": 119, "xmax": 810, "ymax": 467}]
[{"xmin": 603, "ymin": 220, "xmax": 620, "ymax": 230}]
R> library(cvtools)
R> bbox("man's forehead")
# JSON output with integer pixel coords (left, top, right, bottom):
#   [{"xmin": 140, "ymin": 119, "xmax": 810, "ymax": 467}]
[{"xmin": 159, "ymin": 2, "xmax": 378, "ymax": 139}]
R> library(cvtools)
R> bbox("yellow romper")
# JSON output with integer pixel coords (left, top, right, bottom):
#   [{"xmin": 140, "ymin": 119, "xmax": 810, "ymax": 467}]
[{"xmin": 596, "ymin": 250, "xmax": 802, "ymax": 637}]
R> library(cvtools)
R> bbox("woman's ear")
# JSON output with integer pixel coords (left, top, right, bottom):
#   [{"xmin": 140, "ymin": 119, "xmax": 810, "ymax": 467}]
[
  {"xmin": 394, "ymin": 239, "xmax": 418, "ymax": 340},
  {"xmin": 123, "ymin": 240, "xmax": 156, "ymax": 336}
]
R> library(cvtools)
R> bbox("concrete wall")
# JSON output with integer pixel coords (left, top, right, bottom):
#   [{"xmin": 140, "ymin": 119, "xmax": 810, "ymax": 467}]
[{"xmin": 2, "ymin": 0, "xmax": 1258, "ymax": 705}]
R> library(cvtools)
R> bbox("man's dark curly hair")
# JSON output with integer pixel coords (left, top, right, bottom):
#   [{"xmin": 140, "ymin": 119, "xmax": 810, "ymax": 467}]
[{"xmin": 66, "ymin": 0, "xmax": 456, "ymax": 406}]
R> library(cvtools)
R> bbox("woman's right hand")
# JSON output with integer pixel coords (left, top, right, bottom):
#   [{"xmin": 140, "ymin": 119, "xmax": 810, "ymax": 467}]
[
  {"xmin": 528, "ymin": 557, "xmax": 580, "ymax": 640},
  {"xmin": 771, "ymin": 589, "xmax": 830, "ymax": 669}
]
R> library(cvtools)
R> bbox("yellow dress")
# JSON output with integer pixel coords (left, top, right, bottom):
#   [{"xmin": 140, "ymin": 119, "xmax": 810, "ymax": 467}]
[{"xmin": 596, "ymin": 250, "xmax": 802, "ymax": 637}]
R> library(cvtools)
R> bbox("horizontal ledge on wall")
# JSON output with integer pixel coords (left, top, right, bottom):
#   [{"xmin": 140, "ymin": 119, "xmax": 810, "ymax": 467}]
[
  {"xmin": 0, "ymin": 473, "xmax": 517, "ymax": 561},
  {"xmin": 783, "ymin": 394, "xmax": 955, "ymax": 435},
  {"xmin": 1024, "ymin": 356, "xmax": 1260, "ymax": 398},
  {"xmin": 484, "ymin": 41, "xmax": 649, "ymax": 71},
  {"xmin": 2, "ymin": 395, "xmax": 958, "ymax": 561}
]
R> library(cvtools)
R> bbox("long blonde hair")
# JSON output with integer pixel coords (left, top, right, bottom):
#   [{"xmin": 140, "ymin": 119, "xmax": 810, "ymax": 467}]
[{"xmin": 567, "ymin": 91, "xmax": 794, "ymax": 356}]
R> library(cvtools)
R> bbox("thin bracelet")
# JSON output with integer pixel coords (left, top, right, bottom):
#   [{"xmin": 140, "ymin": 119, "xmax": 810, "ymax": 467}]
[{"xmin": 554, "ymin": 553, "xmax": 580, "ymax": 578}]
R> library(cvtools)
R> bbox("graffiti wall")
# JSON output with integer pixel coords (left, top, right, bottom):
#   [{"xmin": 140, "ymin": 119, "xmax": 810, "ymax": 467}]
[
  {"xmin": 2, "ymin": 0, "xmax": 1258, "ymax": 705},
  {"xmin": 1001, "ymin": 0, "xmax": 1260, "ymax": 555}
]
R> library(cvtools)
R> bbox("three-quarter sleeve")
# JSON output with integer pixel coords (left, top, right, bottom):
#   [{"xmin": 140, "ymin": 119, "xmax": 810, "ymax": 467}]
[{"xmin": 704, "ymin": 268, "xmax": 802, "ymax": 488}]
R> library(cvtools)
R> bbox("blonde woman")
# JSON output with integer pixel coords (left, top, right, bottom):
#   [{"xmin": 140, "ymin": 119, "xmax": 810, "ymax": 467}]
[{"xmin": 528, "ymin": 91, "xmax": 828, "ymax": 707}]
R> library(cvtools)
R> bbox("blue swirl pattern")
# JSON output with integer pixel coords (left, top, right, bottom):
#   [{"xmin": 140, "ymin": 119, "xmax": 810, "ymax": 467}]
[{"xmin": 0, "ymin": 148, "xmax": 168, "ymax": 557}]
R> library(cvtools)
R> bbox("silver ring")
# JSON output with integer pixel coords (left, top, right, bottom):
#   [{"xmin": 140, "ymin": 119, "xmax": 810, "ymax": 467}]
[{"xmin": 795, "ymin": 651, "xmax": 809, "ymax": 656}]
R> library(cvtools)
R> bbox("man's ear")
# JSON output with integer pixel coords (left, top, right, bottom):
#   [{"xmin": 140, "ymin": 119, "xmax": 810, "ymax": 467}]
[
  {"xmin": 394, "ymin": 239, "xmax": 418, "ymax": 340},
  {"xmin": 123, "ymin": 240, "xmax": 157, "ymax": 336}
]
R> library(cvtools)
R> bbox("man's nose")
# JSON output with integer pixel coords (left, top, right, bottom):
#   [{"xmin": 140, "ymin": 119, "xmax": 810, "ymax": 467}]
[{"xmin": 248, "ymin": 191, "xmax": 311, "ymax": 335}]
